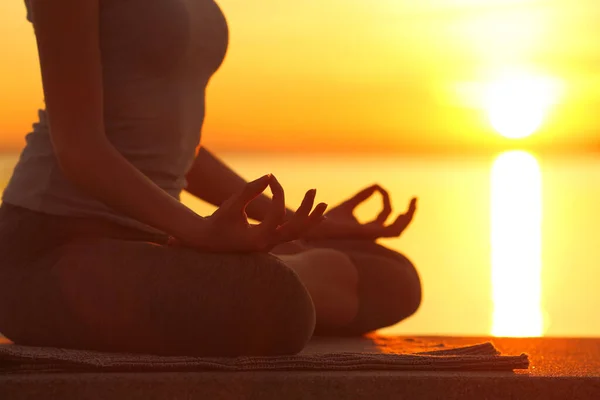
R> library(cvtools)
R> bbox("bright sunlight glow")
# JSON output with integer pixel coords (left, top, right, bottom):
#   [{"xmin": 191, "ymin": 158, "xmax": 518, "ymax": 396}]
[
  {"xmin": 486, "ymin": 73, "xmax": 559, "ymax": 139},
  {"xmin": 491, "ymin": 151, "xmax": 543, "ymax": 337}
]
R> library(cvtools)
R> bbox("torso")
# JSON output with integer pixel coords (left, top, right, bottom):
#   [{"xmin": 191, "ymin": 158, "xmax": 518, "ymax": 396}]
[{"xmin": 3, "ymin": 0, "xmax": 229, "ymax": 232}]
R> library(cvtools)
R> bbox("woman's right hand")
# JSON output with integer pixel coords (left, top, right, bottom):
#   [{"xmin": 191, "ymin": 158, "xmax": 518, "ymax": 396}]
[{"xmin": 177, "ymin": 174, "xmax": 328, "ymax": 253}]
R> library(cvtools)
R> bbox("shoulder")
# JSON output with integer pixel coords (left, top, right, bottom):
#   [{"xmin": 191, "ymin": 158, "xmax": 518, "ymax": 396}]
[{"xmin": 25, "ymin": 0, "xmax": 32, "ymax": 22}]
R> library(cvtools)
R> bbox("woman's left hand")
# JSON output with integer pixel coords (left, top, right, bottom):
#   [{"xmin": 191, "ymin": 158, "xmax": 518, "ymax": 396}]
[{"xmin": 302, "ymin": 184, "xmax": 417, "ymax": 241}]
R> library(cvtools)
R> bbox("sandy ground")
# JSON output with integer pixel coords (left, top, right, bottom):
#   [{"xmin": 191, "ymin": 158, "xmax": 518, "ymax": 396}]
[{"xmin": 1, "ymin": 335, "xmax": 600, "ymax": 399}]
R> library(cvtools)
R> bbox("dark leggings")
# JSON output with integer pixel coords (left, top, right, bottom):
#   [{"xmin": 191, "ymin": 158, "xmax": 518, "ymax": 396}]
[{"xmin": 0, "ymin": 203, "xmax": 421, "ymax": 356}]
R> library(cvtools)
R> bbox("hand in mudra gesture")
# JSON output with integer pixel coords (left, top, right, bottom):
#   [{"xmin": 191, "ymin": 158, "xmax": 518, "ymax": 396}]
[
  {"xmin": 174, "ymin": 174, "xmax": 328, "ymax": 252},
  {"xmin": 303, "ymin": 184, "xmax": 417, "ymax": 241}
]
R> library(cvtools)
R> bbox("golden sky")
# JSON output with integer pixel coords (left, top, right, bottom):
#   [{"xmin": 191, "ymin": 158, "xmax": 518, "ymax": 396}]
[{"xmin": 1, "ymin": 0, "xmax": 599, "ymax": 153}]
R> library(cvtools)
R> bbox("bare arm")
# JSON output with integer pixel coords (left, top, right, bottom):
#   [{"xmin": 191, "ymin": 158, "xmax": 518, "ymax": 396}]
[
  {"xmin": 185, "ymin": 147, "xmax": 295, "ymax": 222},
  {"xmin": 31, "ymin": 0, "xmax": 204, "ymax": 242}
]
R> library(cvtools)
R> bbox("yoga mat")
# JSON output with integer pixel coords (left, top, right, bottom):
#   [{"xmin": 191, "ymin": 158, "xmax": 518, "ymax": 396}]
[{"xmin": 0, "ymin": 342, "xmax": 529, "ymax": 373}]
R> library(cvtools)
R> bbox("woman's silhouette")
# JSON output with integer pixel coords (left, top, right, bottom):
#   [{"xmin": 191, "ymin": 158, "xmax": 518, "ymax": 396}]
[{"xmin": 0, "ymin": 0, "xmax": 421, "ymax": 356}]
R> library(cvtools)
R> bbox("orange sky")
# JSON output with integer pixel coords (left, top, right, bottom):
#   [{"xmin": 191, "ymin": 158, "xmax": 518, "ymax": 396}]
[{"xmin": 1, "ymin": 0, "xmax": 600, "ymax": 154}]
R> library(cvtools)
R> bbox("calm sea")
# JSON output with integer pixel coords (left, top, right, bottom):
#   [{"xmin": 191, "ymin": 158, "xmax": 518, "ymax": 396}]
[{"xmin": 0, "ymin": 150, "xmax": 598, "ymax": 338}]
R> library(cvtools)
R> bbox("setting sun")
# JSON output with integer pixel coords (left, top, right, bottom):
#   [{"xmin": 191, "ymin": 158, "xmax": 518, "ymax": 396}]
[{"xmin": 486, "ymin": 73, "xmax": 560, "ymax": 139}]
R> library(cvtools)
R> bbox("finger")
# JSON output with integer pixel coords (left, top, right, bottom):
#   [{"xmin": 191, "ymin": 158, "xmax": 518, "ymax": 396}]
[
  {"xmin": 406, "ymin": 197, "xmax": 417, "ymax": 218},
  {"xmin": 373, "ymin": 186, "xmax": 392, "ymax": 224},
  {"xmin": 307, "ymin": 202, "xmax": 328, "ymax": 223},
  {"xmin": 393, "ymin": 197, "xmax": 417, "ymax": 226},
  {"xmin": 269, "ymin": 174, "xmax": 286, "ymax": 215},
  {"xmin": 274, "ymin": 190, "xmax": 317, "ymax": 241},
  {"xmin": 340, "ymin": 184, "xmax": 379, "ymax": 210},
  {"xmin": 385, "ymin": 197, "xmax": 417, "ymax": 236},
  {"xmin": 258, "ymin": 174, "xmax": 287, "ymax": 232},
  {"xmin": 292, "ymin": 202, "xmax": 329, "ymax": 239},
  {"xmin": 294, "ymin": 189, "xmax": 317, "ymax": 218},
  {"xmin": 233, "ymin": 174, "xmax": 272, "ymax": 211}
]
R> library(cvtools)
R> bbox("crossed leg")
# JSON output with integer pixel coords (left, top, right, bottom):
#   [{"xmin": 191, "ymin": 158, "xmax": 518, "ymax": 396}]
[
  {"xmin": 0, "ymin": 238, "xmax": 317, "ymax": 356},
  {"xmin": 272, "ymin": 239, "xmax": 422, "ymax": 336}
]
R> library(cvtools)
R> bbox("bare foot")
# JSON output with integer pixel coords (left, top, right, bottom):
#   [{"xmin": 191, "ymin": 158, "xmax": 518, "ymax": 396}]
[
  {"xmin": 277, "ymin": 248, "xmax": 359, "ymax": 331},
  {"xmin": 271, "ymin": 240, "xmax": 310, "ymax": 255}
]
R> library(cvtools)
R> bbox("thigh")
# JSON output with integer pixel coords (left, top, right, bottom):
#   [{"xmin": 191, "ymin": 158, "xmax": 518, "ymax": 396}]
[{"xmin": 0, "ymin": 238, "xmax": 315, "ymax": 356}]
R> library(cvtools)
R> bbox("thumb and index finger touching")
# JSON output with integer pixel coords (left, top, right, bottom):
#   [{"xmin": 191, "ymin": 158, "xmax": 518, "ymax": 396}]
[
  {"xmin": 231, "ymin": 176, "xmax": 418, "ymax": 241},
  {"xmin": 340, "ymin": 184, "xmax": 393, "ymax": 223},
  {"xmin": 233, "ymin": 174, "xmax": 272, "ymax": 211},
  {"xmin": 346, "ymin": 183, "xmax": 418, "ymax": 232}
]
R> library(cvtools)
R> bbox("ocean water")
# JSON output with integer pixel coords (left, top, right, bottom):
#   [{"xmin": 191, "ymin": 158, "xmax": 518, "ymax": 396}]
[{"xmin": 0, "ymin": 150, "xmax": 599, "ymax": 338}]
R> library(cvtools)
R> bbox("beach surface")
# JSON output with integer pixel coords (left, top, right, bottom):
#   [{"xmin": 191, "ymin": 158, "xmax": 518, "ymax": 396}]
[{"xmin": 1, "ymin": 335, "xmax": 599, "ymax": 399}]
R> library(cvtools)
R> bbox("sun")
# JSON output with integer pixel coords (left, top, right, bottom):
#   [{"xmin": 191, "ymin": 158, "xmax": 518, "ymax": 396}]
[{"xmin": 485, "ymin": 73, "xmax": 559, "ymax": 139}]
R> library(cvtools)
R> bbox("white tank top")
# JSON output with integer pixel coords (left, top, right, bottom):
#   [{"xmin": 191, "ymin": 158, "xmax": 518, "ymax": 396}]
[{"xmin": 3, "ymin": 0, "xmax": 229, "ymax": 233}]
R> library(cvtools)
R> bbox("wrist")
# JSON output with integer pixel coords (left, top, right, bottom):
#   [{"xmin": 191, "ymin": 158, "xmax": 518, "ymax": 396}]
[{"xmin": 170, "ymin": 211, "xmax": 209, "ymax": 247}]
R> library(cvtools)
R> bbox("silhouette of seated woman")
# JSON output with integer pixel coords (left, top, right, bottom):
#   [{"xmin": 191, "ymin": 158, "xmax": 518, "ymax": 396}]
[{"xmin": 0, "ymin": 0, "xmax": 421, "ymax": 356}]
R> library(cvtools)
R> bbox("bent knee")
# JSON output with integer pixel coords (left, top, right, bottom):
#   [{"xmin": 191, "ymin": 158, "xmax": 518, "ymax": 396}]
[
  {"xmin": 251, "ymin": 255, "xmax": 316, "ymax": 355},
  {"xmin": 381, "ymin": 252, "xmax": 422, "ymax": 322},
  {"xmin": 367, "ymin": 245, "xmax": 422, "ymax": 319},
  {"xmin": 397, "ymin": 257, "xmax": 422, "ymax": 319},
  {"xmin": 349, "ymin": 250, "xmax": 422, "ymax": 328}
]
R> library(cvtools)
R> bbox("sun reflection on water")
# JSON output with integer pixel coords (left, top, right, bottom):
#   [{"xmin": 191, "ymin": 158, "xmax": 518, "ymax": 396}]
[{"xmin": 491, "ymin": 150, "xmax": 543, "ymax": 337}]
